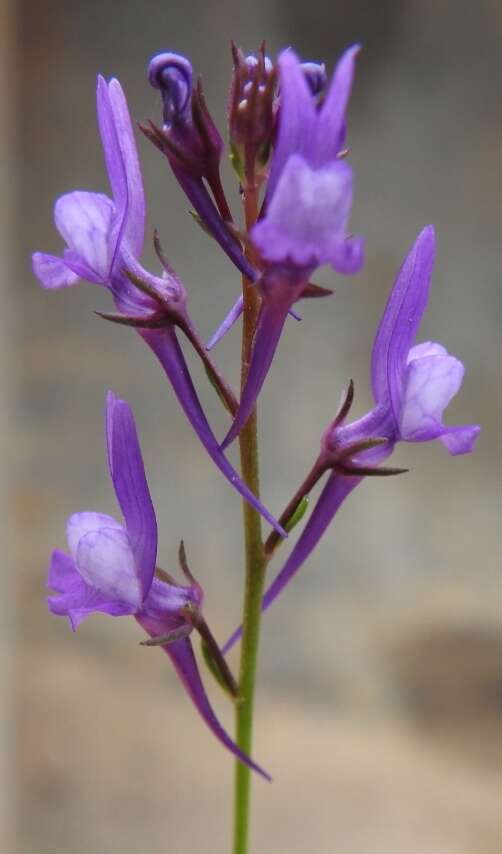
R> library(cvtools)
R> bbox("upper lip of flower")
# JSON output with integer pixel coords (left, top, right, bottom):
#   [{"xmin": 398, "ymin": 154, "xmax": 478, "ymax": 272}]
[{"xmin": 265, "ymin": 44, "xmax": 360, "ymax": 204}]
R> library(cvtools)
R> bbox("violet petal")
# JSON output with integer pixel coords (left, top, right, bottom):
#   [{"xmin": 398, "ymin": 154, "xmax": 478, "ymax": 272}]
[
  {"xmin": 266, "ymin": 49, "xmax": 317, "ymax": 202},
  {"xmin": 105, "ymin": 391, "xmax": 158, "ymax": 596},
  {"xmin": 371, "ymin": 225, "xmax": 436, "ymax": 423},
  {"xmin": 54, "ymin": 191, "xmax": 115, "ymax": 283},
  {"xmin": 439, "ymin": 424, "xmax": 481, "ymax": 455},
  {"xmin": 106, "ymin": 78, "xmax": 146, "ymax": 258},
  {"xmin": 48, "ymin": 549, "xmax": 135, "ymax": 631},
  {"xmin": 75, "ymin": 526, "xmax": 143, "ymax": 607},
  {"xmin": 206, "ymin": 296, "xmax": 302, "ymax": 351},
  {"xmin": 399, "ymin": 349, "xmax": 465, "ymax": 441},
  {"xmin": 220, "ymin": 293, "xmax": 295, "ymax": 450},
  {"xmin": 206, "ymin": 295, "xmax": 244, "ymax": 350},
  {"xmin": 314, "ymin": 44, "xmax": 360, "ymax": 165},
  {"xmin": 96, "ymin": 76, "xmax": 128, "ymax": 264}
]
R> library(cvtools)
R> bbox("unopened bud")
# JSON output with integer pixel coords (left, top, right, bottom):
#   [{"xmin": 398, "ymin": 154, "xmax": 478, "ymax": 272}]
[
  {"xmin": 146, "ymin": 52, "xmax": 223, "ymax": 183},
  {"xmin": 229, "ymin": 42, "xmax": 277, "ymax": 185},
  {"xmin": 148, "ymin": 53, "xmax": 193, "ymax": 126}
]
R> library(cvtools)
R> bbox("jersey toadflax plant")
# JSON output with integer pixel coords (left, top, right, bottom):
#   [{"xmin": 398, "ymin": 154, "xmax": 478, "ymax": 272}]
[{"xmin": 33, "ymin": 40, "xmax": 479, "ymax": 854}]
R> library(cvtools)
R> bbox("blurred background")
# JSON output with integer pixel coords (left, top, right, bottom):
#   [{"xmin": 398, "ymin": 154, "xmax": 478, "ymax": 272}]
[{"xmin": 3, "ymin": 0, "xmax": 502, "ymax": 851}]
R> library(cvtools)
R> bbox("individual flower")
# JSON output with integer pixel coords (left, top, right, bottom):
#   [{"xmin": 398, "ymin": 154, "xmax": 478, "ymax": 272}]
[
  {"xmin": 253, "ymin": 45, "xmax": 362, "ymax": 270},
  {"xmin": 48, "ymin": 390, "xmax": 269, "ymax": 779},
  {"xmin": 223, "ymin": 226, "xmax": 480, "ymax": 653},
  {"xmin": 32, "ymin": 75, "xmax": 285, "ymax": 537},
  {"xmin": 220, "ymin": 45, "xmax": 364, "ymax": 450}
]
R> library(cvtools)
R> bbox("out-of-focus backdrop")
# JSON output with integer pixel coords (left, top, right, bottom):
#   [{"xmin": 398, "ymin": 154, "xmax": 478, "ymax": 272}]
[{"xmin": 4, "ymin": 0, "xmax": 502, "ymax": 851}]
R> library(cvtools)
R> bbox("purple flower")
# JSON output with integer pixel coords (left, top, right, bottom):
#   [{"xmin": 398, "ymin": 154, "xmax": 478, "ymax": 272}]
[
  {"xmin": 220, "ymin": 46, "xmax": 364, "ymax": 450},
  {"xmin": 32, "ymin": 75, "xmax": 285, "ymax": 537},
  {"xmin": 223, "ymin": 226, "xmax": 480, "ymax": 654},
  {"xmin": 33, "ymin": 76, "xmax": 145, "ymax": 292},
  {"xmin": 48, "ymin": 391, "xmax": 270, "ymax": 779},
  {"xmin": 253, "ymin": 46, "xmax": 362, "ymax": 271}
]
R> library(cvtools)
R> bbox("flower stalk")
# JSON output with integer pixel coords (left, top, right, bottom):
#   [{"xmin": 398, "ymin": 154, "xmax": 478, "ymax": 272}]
[{"xmin": 233, "ymin": 184, "xmax": 266, "ymax": 854}]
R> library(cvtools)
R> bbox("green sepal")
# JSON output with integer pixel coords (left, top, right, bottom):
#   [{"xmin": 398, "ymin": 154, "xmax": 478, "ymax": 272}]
[
  {"xmin": 200, "ymin": 637, "xmax": 239, "ymax": 700},
  {"xmin": 284, "ymin": 495, "xmax": 310, "ymax": 533},
  {"xmin": 229, "ymin": 142, "xmax": 245, "ymax": 181}
]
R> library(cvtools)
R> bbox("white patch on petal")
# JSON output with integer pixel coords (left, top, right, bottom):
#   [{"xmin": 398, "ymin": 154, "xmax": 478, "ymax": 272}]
[
  {"xmin": 67, "ymin": 512, "xmax": 123, "ymax": 561},
  {"xmin": 75, "ymin": 527, "xmax": 142, "ymax": 607},
  {"xmin": 407, "ymin": 341, "xmax": 447, "ymax": 362},
  {"xmin": 55, "ymin": 191, "xmax": 115, "ymax": 281},
  {"xmin": 400, "ymin": 347, "xmax": 465, "ymax": 440},
  {"xmin": 254, "ymin": 155, "xmax": 353, "ymax": 267}
]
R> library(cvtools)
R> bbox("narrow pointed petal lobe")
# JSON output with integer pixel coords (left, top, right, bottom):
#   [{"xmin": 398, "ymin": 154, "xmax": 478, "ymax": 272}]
[
  {"xmin": 107, "ymin": 78, "xmax": 146, "ymax": 257},
  {"xmin": 105, "ymin": 391, "xmax": 158, "ymax": 595},
  {"xmin": 371, "ymin": 226, "xmax": 436, "ymax": 420},
  {"xmin": 267, "ymin": 49, "xmax": 317, "ymax": 202},
  {"xmin": 96, "ymin": 76, "xmax": 128, "ymax": 237},
  {"xmin": 314, "ymin": 44, "xmax": 360, "ymax": 165},
  {"xmin": 221, "ymin": 296, "xmax": 293, "ymax": 450},
  {"xmin": 206, "ymin": 295, "xmax": 244, "ymax": 350}
]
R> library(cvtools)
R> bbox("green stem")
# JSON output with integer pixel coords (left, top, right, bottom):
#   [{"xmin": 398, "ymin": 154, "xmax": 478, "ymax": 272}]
[{"xmin": 233, "ymin": 185, "xmax": 264, "ymax": 854}]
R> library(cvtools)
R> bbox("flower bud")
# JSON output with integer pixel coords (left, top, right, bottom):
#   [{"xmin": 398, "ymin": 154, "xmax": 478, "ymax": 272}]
[
  {"xmin": 228, "ymin": 42, "xmax": 277, "ymax": 186},
  {"xmin": 148, "ymin": 52, "xmax": 193, "ymax": 126},
  {"xmin": 146, "ymin": 51, "xmax": 223, "ymax": 182}
]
